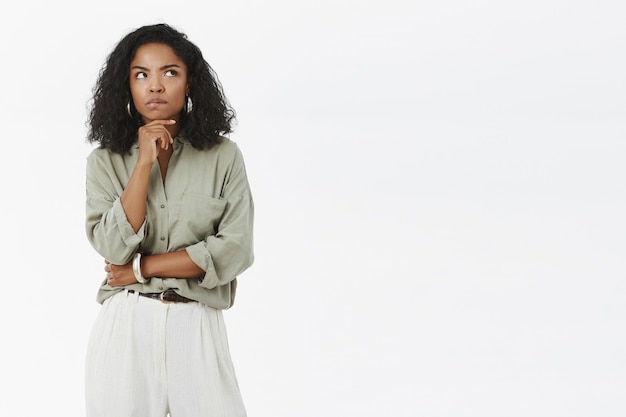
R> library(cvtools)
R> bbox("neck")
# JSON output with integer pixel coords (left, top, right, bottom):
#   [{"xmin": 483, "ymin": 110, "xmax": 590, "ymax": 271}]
[{"xmin": 166, "ymin": 120, "xmax": 181, "ymax": 139}]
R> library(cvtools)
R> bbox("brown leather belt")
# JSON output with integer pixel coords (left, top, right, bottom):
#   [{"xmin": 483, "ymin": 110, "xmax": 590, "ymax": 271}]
[{"xmin": 130, "ymin": 289, "xmax": 195, "ymax": 304}]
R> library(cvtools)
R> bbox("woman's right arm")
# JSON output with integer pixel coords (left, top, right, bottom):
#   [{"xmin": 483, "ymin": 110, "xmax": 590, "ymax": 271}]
[
  {"xmin": 85, "ymin": 153, "xmax": 144, "ymax": 265},
  {"xmin": 86, "ymin": 120, "xmax": 175, "ymax": 264},
  {"xmin": 121, "ymin": 119, "xmax": 176, "ymax": 232},
  {"xmin": 119, "ymin": 157, "xmax": 151, "ymax": 233}
]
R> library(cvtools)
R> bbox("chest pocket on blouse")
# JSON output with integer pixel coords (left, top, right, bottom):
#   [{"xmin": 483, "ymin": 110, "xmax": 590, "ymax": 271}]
[{"xmin": 172, "ymin": 193, "xmax": 227, "ymax": 241}]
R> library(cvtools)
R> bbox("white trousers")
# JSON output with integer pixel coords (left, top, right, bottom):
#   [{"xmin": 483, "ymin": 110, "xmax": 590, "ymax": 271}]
[{"xmin": 85, "ymin": 290, "xmax": 246, "ymax": 417}]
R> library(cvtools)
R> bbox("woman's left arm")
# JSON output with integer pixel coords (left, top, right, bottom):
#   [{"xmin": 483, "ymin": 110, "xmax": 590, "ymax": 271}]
[
  {"xmin": 189, "ymin": 200, "xmax": 254, "ymax": 289},
  {"xmin": 186, "ymin": 145, "xmax": 254, "ymax": 289},
  {"xmin": 105, "ymin": 250, "xmax": 205, "ymax": 287}
]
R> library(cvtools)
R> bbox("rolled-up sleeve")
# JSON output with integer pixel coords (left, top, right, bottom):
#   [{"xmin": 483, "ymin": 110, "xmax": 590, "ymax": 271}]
[
  {"xmin": 185, "ymin": 146, "xmax": 254, "ymax": 289},
  {"xmin": 85, "ymin": 151, "xmax": 145, "ymax": 265}
]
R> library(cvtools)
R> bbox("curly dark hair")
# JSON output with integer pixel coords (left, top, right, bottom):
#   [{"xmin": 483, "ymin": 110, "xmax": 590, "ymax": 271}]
[{"xmin": 87, "ymin": 23, "xmax": 235, "ymax": 153}]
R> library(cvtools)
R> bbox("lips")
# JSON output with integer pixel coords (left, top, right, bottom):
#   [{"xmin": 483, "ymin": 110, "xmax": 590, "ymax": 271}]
[{"xmin": 146, "ymin": 98, "xmax": 167, "ymax": 105}]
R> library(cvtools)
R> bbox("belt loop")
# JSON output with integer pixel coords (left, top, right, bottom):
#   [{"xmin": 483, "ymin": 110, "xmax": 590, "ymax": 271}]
[{"xmin": 125, "ymin": 289, "xmax": 140, "ymax": 302}]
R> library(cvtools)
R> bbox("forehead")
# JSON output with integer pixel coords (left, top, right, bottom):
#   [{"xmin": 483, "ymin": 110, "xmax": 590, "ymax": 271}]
[{"xmin": 131, "ymin": 43, "xmax": 185, "ymax": 67}]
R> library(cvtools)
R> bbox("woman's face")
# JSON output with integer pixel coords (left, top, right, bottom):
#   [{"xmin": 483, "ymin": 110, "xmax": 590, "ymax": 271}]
[{"xmin": 129, "ymin": 42, "xmax": 189, "ymax": 124}]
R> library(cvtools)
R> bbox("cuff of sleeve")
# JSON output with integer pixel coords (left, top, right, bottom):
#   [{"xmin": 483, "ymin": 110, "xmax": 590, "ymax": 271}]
[
  {"xmin": 112, "ymin": 198, "xmax": 146, "ymax": 246},
  {"xmin": 185, "ymin": 242, "xmax": 219, "ymax": 289}
]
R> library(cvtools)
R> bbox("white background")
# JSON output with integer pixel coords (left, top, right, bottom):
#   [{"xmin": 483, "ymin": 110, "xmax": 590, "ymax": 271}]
[{"xmin": 1, "ymin": 1, "xmax": 624, "ymax": 416}]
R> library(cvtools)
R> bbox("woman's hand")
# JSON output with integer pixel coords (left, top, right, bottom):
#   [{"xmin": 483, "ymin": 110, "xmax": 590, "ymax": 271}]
[
  {"xmin": 136, "ymin": 119, "xmax": 176, "ymax": 165},
  {"xmin": 104, "ymin": 259, "xmax": 137, "ymax": 287},
  {"xmin": 120, "ymin": 119, "xmax": 175, "ymax": 233}
]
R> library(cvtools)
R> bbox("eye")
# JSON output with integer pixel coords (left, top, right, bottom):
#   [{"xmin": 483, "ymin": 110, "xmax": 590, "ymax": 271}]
[
  {"xmin": 164, "ymin": 69, "xmax": 178, "ymax": 77},
  {"xmin": 134, "ymin": 72, "xmax": 147, "ymax": 79}
]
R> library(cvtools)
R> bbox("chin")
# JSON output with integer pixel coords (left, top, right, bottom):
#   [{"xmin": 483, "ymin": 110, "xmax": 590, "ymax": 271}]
[{"xmin": 140, "ymin": 110, "xmax": 180, "ymax": 122}]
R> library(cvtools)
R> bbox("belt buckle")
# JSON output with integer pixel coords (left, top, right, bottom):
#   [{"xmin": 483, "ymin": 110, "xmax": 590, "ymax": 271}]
[{"xmin": 159, "ymin": 290, "xmax": 175, "ymax": 304}]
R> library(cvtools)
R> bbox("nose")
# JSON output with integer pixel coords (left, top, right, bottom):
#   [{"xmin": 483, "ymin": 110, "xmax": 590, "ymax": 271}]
[{"xmin": 149, "ymin": 77, "xmax": 164, "ymax": 93}]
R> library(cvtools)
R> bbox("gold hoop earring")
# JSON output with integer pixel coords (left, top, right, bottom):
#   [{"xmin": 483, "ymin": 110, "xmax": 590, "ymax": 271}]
[
  {"xmin": 126, "ymin": 101, "xmax": 133, "ymax": 117},
  {"xmin": 185, "ymin": 95, "xmax": 193, "ymax": 114}
]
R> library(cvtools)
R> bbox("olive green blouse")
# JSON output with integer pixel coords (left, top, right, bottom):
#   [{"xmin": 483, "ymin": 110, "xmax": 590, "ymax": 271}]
[{"xmin": 85, "ymin": 136, "xmax": 254, "ymax": 309}]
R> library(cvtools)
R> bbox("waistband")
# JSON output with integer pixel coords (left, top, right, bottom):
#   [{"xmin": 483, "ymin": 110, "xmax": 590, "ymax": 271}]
[{"xmin": 129, "ymin": 289, "xmax": 195, "ymax": 304}]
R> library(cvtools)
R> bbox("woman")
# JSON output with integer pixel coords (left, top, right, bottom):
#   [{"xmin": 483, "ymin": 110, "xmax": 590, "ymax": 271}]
[{"xmin": 84, "ymin": 23, "xmax": 253, "ymax": 417}]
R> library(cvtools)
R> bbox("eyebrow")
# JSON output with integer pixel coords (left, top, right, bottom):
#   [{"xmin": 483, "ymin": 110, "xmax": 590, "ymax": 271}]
[{"xmin": 131, "ymin": 64, "xmax": 182, "ymax": 71}]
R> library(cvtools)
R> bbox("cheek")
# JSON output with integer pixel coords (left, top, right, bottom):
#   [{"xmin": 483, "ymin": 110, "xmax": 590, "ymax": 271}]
[
  {"xmin": 171, "ymin": 85, "xmax": 188, "ymax": 106},
  {"xmin": 129, "ymin": 84, "xmax": 141, "ymax": 103}
]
